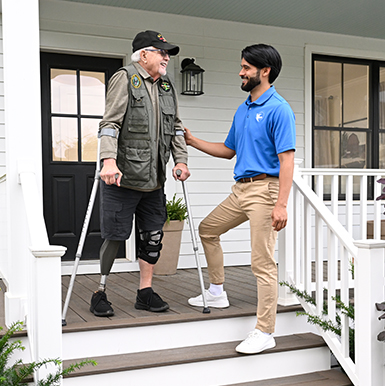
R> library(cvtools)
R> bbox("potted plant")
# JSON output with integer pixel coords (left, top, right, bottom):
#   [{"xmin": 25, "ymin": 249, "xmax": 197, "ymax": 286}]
[{"xmin": 154, "ymin": 194, "xmax": 187, "ymax": 275}]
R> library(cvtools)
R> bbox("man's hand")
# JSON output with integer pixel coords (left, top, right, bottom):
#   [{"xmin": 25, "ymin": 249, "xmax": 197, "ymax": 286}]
[
  {"xmin": 183, "ymin": 127, "xmax": 194, "ymax": 146},
  {"xmin": 173, "ymin": 163, "xmax": 190, "ymax": 181},
  {"xmin": 100, "ymin": 158, "xmax": 122, "ymax": 186},
  {"xmin": 271, "ymin": 203, "xmax": 288, "ymax": 232}
]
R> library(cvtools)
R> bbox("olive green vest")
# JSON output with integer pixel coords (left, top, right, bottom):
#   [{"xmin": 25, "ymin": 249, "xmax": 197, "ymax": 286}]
[{"xmin": 117, "ymin": 64, "xmax": 177, "ymax": 190}]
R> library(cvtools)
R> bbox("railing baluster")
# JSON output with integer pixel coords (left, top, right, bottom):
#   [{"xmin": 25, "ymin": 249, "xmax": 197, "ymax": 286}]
[
  {"xmin": 315, "ymin": 175, "xmax": 324, "ymax": 314},
  {"xmin": 304, "ymin": 198, "xmax": 312, "ymax": 294},
  {"xmin": 294, "ymin": 185, "xmax": 301, "ymax": 284},
  {"xmin": 340, "ymin": 246, "xmax": 350, "ymax": 359},
  {"xmin": 346, "ymin": 175, "xmax": 353, "ymax": 235},
  {"xmin": 374, "ymin": 174, "xmax": 382, "ymax": 240},
  {"xmin": 360, "ymin": 175, "xmax": 368, "ymax": 239}
]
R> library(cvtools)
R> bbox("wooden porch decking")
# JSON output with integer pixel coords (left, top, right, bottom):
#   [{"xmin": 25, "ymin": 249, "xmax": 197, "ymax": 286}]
[
  {"xmin": 61, "ymin": 265, "xmax": 301, "ymax": 333},
  {"xmin": 1, "ymin": 265, "xmax": 300, "ymax": 333}
]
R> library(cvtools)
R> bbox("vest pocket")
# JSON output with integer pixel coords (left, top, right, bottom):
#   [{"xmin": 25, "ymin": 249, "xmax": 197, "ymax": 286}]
[
  {"xmin": 161, "ymin": 105, "xmax": 176, "ymax": 135},
  {"xmin": 127, "ymin": 97, "xmax": 148, "ymax": 133},
  {"xmin": 123, "ymin": 147, "xmax": 151, "ymax": 182}
]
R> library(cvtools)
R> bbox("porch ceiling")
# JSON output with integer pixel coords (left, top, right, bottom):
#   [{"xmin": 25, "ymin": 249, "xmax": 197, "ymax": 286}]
[{"xmin": 59, "ymin": 0, "xmax": 385, "ymax": 40}]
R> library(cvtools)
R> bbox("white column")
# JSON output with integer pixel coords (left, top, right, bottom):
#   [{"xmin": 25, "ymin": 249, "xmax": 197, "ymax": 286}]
[
  {"xmin": 2, "ymin": 0, "xmax": 43, "ymax": 323},
  {"xmin": 354, "ymin": 240, "xmax": 385, "ymax": 386}
]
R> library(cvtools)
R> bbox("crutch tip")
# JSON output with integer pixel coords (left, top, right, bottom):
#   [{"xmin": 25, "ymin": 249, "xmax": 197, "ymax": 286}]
[
  {"xmin": 62, "ymin": 319, "xmax": 67, "ymax": 327},
  {"xmin": 203, "ymin": 307, "xmax": 211, "ymax": 314}
]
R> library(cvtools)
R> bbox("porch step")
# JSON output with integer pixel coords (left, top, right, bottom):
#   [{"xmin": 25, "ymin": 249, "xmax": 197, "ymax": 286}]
[
  {"xmin": 226, "ymin": 369, "xmax": 353, "ymax": 385},
  {"xmin": 62, "ymin": 333, "xmax": 331, "ymax": 386}
]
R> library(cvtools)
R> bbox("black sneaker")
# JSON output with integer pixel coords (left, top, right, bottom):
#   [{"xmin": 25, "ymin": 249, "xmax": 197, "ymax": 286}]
[
  {"xmin": 90, "ymin": 290, "xmax": 114, "ymax": 317},
  {"xmin": 134, "ymin": 287, "xmax": 169, "ymax": 312}
]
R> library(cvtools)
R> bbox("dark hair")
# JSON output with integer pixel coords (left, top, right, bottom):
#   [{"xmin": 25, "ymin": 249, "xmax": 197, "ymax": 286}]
[{"xmin": 241, "ymin": 44, "xmax": 282, "ymax": 84}]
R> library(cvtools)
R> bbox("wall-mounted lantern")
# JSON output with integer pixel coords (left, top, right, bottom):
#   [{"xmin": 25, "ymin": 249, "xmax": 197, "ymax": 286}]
[{"xmin": 181, "ymin": 58, "xmax": 205, "ymax": 96}]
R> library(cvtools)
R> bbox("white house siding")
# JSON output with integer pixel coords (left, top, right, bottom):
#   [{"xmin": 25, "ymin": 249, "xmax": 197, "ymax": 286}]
[
  {"xmin": 0, "ymin": 15, "xmax": 7, "ymax": 280},
  {"xmin": 35, "ymin": 0, "xmax": 385, "ymax": 269}
]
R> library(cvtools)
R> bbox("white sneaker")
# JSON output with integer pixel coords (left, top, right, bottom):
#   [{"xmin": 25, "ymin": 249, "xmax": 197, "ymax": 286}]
[
  {"xmin": 235, "ymin": 329, "xmax": 276, "ymax": 354},
  {"xmin": 188, "ymin": 290, "xmax": 230, "ymax": 308}
]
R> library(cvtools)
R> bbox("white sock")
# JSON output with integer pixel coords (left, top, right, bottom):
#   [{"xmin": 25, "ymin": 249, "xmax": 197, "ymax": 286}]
[{"xmin": 209, "ymin": 283, "xmax": 223, "ymax": 296}]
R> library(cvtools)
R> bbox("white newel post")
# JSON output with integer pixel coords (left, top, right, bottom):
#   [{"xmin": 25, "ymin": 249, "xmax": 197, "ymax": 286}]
[
  {"xmin": 2, "ymin": 0, "xmax": 43, "ymax": 324},
  {"xmin": 277, "ymin": 159, "xmax": 302, "ymax": 306},
  {"xmin": 30, "ymin": 247, "xmax": 66, "ymax": 382},
  {"xmin": 354, "ymin": 240, "xmax": 385, "ymax": 386}
]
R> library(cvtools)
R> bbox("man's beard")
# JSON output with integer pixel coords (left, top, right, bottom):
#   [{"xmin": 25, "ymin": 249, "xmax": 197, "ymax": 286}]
[{"xmin": 241, "ymin": 71, "xmax": 261, "ymax": 92}]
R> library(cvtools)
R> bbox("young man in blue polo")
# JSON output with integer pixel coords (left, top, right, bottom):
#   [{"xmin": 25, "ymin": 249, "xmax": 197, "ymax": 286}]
[{"xmin": 185, "ymin": 44, "xmax": 296, "ymax": 354}]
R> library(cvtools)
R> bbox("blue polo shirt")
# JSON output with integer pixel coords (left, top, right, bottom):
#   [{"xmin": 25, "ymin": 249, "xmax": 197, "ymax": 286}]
[{"xmin": 224, "ymin": 86, "xmax": 296, "ymax": 180}]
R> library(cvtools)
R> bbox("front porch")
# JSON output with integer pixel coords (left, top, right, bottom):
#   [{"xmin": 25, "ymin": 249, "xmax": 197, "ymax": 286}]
[{"xmin": 1, "ymin": 266, "xmax": 352, "ymax": 385}]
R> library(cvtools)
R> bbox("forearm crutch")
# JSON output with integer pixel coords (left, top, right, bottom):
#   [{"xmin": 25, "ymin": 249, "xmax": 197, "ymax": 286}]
[
  {"xmin": 176, "ymin": 170, "xmax": 210, "ymax": 314},
  {"xmin": 62, "ymin": 136, "xmax": 102, "ymax": 326}
]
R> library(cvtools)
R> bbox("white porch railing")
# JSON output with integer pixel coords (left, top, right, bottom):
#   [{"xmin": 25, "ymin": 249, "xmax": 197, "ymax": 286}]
[
  {"xmin": 278, "ymin": 162, "xmax": 385, "ymax": 386},
  {"xmin": 18, "ymin": 167, "xmax": 66, "ymax": 382}
]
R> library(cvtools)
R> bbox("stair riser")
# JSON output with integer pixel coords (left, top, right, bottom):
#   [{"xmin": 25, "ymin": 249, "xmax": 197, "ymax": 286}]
[
  {"xmin": 62, "ymin": 312, "xmax": 318, "ymax": 360},
  {"xmin": 62, "ymin": 347, "xmax": 330, "ymax": 386}
]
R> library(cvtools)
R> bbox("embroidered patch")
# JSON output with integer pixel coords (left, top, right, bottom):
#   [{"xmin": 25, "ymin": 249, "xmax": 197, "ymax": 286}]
[
  {"xmin": 131, "ymin": 74, "xmax": 141, "ymax": 89},
  {"xmin": 157, "ymin": 33, "xmax": 167, "ymax": 42},
  {"xmin": 160, "ymin": 81, "xmax": 171, "ymax": 92}
]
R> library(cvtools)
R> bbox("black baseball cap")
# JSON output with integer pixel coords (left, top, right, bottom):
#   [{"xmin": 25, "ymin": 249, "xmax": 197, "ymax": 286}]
[{"xmin": 132, "ymin": 30, "xmax": 180, "ymax": 56}]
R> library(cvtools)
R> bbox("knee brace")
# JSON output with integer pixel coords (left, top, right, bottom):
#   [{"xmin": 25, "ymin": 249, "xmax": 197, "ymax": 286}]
[{"xmin": 138, "ymin": 229, "xmax": 163, "ymax": 265}]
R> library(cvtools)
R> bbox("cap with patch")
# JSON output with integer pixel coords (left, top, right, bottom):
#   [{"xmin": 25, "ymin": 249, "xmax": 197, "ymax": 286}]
[{"xmin": 132, "ymin": 30, "xmax": 179, "ymax": 56}]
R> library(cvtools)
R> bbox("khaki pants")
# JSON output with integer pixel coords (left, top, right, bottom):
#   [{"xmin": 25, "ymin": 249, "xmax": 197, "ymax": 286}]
[{"xmin": 198, "ymin": 178, "xmax": 279, "ymax": 333}]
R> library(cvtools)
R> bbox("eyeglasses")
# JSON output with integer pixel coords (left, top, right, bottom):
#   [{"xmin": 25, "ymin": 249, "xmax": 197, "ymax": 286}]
[{"xmin": 145, "ymin": 49, "xmax": 170, "ymax": 58}]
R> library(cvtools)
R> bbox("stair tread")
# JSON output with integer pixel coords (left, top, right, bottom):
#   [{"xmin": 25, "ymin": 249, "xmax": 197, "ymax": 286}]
[
  {"xmin": 226, "ymin": 369, "xmax": 352, "ymax": 385},
  {"xmin": 63, "ymin": 332, "xmax": 325, "ymax": 378}
]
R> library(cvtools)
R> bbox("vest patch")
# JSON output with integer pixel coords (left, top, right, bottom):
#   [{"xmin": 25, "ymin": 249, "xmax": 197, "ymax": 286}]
[
  {"xmin": 160, "ymin": 81, "xmax": 171, "ymax": 92},
  {"xmin": 131, "ymin": 74, "xmax": 141, "ymax": 89}
]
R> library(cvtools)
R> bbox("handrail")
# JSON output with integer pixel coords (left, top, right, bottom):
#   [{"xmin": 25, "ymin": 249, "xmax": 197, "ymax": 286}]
[
  {"xmin": 286, "ymin": 167, "xmax": 385, "ymax": 386},
  {"xmin": 299, "ymin": 168, "xmax": 385, "ymax": 176},
  {"xmin": 293, "ymin": 171, "xmax": 358, "ymax": 257}
]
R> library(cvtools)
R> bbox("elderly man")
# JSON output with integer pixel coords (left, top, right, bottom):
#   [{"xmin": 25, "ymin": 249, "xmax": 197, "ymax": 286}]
[
  {"xmin": 90, "ymin": 30, "xmax": 190, "ymax": 317},
  {"xmin": 185, "ymin": 44, "xmax": 296, "ymax": 354}
]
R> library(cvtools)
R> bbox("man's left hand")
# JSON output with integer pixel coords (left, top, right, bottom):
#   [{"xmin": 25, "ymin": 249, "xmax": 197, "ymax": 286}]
[
  {"xmin": 173, "ymin": 163, "xmax": 190, "ymax": 181},
  {"xmin": 271, "ymin": 204, "xmax": 288, "ymax": 231}
]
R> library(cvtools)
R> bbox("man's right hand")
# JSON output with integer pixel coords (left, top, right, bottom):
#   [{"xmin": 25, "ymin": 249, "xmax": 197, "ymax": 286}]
[
  {"xmin": 100, "ymin": 158, "xmax": 122, "ymax": 186},
  {"xmin": 184, "ymin": 127, "xmax": 194, "ymax": 146}
]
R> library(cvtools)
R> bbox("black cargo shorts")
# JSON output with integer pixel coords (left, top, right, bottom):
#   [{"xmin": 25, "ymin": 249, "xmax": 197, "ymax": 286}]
[{"xmin": 100, "ymin": 181, "xmax": 167, "ymax": 240}]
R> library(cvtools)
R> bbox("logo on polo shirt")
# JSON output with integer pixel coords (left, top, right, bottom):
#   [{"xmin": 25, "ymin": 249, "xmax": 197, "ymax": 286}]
[{"xmin": 256, "ymin": 112, "xmax": 264, "ymax": 122}]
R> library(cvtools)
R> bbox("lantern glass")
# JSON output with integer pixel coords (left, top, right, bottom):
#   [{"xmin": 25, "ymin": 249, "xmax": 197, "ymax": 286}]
[{"xmin": 181, "ymin": 59, "xmax": 205, "ymax": 95}]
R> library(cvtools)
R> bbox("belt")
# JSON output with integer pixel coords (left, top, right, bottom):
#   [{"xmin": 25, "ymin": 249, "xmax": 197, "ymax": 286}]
[{"xmin": 238, "ymin": 174, "xmax": 272, "ymax": 183}]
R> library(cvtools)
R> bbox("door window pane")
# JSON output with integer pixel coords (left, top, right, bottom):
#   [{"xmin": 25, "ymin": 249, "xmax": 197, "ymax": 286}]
[
  {"xmin": 314, "ymin": 61, "xmax": 341, "ymax": 127},
  {"xmin": 80, "ymin": 71, "xmax": 105, "ymax": 116},
  {"xmin": 81, "ymin": 118, "xmax": 100, "ymax": 162},
  {"xmin": 341, "ymin": 131, "xmax": 366, "ymax": 168},
  {"xmin": 314, "ymin": 130, "xmax": 340, "ymax": 168},
  {"xmin": 52, "ymin": 117, "xmax": 78, "ymax": 162},
  {"xmin": 51, "ymin": 69, "xmax": 77, "ymax": 114},
  {"xmin": 343, "ymin": 64, "xmax": 369, "ymax": 128}
]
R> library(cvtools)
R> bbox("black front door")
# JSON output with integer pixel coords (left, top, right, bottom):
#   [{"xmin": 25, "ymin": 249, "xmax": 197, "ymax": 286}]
[{"xmin": 41, "ymin": 52, "xmax": 123, "ymax": 261}]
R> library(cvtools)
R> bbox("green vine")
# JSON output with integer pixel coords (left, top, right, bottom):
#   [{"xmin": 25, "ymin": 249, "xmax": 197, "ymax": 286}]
[{"xmin": 0, "ymin": 321, "xmax": 96, "ymax": 385}]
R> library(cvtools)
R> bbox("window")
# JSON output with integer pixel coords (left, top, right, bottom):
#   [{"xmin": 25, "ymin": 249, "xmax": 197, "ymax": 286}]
[
  {"xmin": 50, "ymin": 69, "xmax": 106, "ymax": 162},
  {"xmin": 313, "ymin": 55, "xmax": 385, "ymax": 195}
]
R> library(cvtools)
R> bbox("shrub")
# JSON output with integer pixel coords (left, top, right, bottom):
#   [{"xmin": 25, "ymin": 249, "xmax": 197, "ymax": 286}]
[{"xmin": 0, "ymin": 321, "xmax": 96, "ymax": 385}]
